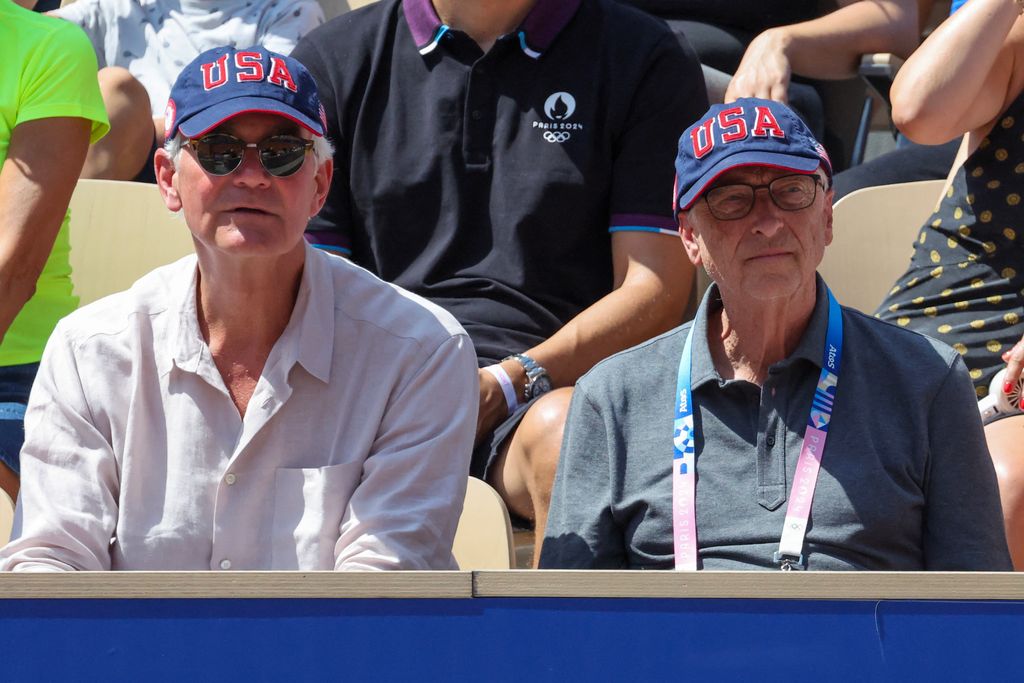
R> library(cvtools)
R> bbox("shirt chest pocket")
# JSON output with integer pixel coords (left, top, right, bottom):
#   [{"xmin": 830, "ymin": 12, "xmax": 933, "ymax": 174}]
[{"xmin": 270, "ymin": 461, "xmax": 363, "ymax": 570}]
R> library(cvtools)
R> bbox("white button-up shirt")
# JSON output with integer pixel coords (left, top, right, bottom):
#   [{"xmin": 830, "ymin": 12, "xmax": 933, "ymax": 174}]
[{"xmin": 1, "ymin": 244, "xmax": 478, "ymax": 571}]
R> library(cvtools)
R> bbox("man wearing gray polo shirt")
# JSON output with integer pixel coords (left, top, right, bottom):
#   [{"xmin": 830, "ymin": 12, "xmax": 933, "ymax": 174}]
[{"xmin": 540, "ymin": 98, "xmax": 1012, "ymax": 571}]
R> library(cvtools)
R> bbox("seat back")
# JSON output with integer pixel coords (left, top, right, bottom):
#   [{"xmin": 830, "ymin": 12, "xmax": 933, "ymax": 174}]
[
  {"xmin": 67, "ymin": 179, "xmax": 195, "ymax": 306},
  {"xmin": 0, "ymin": 488, "xmax": 14, "ymax": 546},
  {"xmin": 452, "ymin": 478, "xmax": 515, "ymax": 570},
  {"xmin": 820, "ymin": 179, "xmax": 946, "ymax": 313}
]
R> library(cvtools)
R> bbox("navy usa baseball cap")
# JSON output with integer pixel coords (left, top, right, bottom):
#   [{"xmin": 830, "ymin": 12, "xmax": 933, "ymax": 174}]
[
  {"xmin": 674, "ymin": 98, "xmax": 831, "ymax": 211},
  {"xmin": 164, "ymin": 46, "xmax": 326, "ymax": 141}
]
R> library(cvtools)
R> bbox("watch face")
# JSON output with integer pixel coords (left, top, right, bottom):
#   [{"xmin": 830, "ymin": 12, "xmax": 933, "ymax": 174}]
[{"xmin": 529, "ymin": 374, "xmax": 553, "ymax": 399}]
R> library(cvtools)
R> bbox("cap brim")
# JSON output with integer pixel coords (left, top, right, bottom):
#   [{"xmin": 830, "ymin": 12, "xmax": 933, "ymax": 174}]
[
  {"xmin": 677, "ymin": 151, "xmax": 822, "ymax": 211},
  {"xmin": 176, "ymin": 95, "xmax": 324, "ymax": 138}
]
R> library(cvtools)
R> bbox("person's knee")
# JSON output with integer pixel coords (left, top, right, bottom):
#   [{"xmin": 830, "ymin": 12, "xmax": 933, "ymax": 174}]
[
  {"xmin": 988, "ymin": 418, "xmax": 1024, "ymax": 509},
  {"xmin": 986, "ymin": 417, "xmax": 1024, "ymax": 514},
  {"xmin": 986, "ymin": 416, "xmax": 1024, "ymax": 567},
  {"xmin": 490, "ymin": 388, "xmax": 574, "ymax": 521},
  {"xmin": 518, "ymin": 387, "xmax": 573, "ymax": 475}
]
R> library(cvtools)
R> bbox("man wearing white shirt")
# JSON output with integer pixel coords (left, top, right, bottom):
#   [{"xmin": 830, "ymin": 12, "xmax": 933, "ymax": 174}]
[{"xmin": 0, "ymin": 46, "xmax": 478, "ymax": 572}]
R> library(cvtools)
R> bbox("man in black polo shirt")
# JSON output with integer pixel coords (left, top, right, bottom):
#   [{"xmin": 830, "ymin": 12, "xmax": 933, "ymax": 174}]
[{"xmin": 292, "ymin": 0, "xmax": 707, "ymax": 563}]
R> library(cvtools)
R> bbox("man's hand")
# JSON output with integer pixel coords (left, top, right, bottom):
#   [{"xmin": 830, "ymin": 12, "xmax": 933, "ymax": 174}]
[
  {"xmin": 476, "ymin": 368, "xmax": 507, "ymax": 446},
  {"xmin": 725, "ymin": 28, "xmax": 793, "ymax": 104},
  {"xmin": 476, "ymin": 361, "xmax": 528, "ymax": 446}
]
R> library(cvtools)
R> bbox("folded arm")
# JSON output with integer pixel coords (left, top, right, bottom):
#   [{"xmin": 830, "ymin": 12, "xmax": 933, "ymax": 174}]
[
  {"xmin": 539, "ymin": 385, "xmax": 624, "ymax": 568},
  {"xmin": 923, "ymin": 357, "xmax": 1013, "ymax": 570},
  {"xmin": 335, "ymin": 333, "xmax": 478, "ymax": 570},
  {"xmin": 0, "ymin": 324, "xmax": 119, "ymax": 571}
]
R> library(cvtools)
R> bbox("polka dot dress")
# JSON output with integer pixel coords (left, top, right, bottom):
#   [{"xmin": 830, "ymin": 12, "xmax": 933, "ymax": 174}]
[{"xmin": 876, "ymin": 92, "xmax": 1024, "ymax": 398}]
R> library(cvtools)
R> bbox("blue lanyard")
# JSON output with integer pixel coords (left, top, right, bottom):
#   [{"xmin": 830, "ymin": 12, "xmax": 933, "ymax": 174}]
[{"xmin": 672, "ymin": 288, "xmax": 843, "ymax": 570}]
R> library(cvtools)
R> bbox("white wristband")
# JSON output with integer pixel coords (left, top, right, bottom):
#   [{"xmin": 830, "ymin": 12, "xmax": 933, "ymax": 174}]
[{"xmin": 483, "ymin": 364, "xmax": 519, "ymax": 416}]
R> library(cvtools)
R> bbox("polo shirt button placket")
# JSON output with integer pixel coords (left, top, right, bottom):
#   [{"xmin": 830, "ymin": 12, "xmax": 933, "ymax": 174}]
[{"xmin": 464, "ymin": 64, "xmax": 494, "ymax": 167}]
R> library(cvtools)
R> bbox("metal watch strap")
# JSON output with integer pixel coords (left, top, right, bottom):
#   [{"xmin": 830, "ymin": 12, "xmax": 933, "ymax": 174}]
[{"xmin": 505, "ymin": 353, "xmax": 550, "ymax": 401}]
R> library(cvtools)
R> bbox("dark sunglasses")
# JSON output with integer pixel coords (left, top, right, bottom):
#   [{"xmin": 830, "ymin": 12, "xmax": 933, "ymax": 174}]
[
  {"xmin": 704, "ymin": 174, "xmax": 825, "ymax": 221},
  {"xmin": 184, "ymin": 133, "xmax": 314, "ymax": 177}
]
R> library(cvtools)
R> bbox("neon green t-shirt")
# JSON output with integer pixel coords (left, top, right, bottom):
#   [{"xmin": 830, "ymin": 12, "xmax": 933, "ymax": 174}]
[{"xmin": 0, "ymin": 1, "xmax": 109, "ymax": 366}]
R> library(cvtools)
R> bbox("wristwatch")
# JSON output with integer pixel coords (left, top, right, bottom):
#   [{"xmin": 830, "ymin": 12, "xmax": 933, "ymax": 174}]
[{"xmin": 506, "ymin": 353, "xmax": 553, "ymax": 401}]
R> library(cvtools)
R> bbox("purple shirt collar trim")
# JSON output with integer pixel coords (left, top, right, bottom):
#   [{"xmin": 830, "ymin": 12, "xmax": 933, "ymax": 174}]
[{"xmin": 402, "ymin": 0, "xmax": 582, "ymax": 57}]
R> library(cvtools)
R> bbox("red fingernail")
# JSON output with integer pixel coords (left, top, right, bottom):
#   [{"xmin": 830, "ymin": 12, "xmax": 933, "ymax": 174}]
[{"xmin": 1005, "ymin": 381, "xmax": 1014, "ymax": 394}]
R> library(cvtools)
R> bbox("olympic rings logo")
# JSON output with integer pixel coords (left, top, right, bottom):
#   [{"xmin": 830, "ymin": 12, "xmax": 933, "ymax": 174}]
[{"xmin": 543, "ymin": 131, "xmax": 571, "ymax": 143}]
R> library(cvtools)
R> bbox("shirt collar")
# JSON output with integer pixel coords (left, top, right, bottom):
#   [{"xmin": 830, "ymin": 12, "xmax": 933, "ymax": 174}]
[
  {"xmin": 402, "ymin": 0, "xmax": 582, "ymax": 59},
  {"xmin": 293, "ymin": 241, "xmax": 334, "ymax": 384},
  {"xmin": 258, "ymin": 243, "xmax": 335, "ymax": 387},
  {"xmin": 689, "ymin": 275, "xmax": 831, "ymax": 390},
  {"xmin": 166, "ymin": 245, "xmax": 334, "ymax": 385},
  {"xmin": 167, "ymin": 259, "xmax": 204, "ymax": 376}
]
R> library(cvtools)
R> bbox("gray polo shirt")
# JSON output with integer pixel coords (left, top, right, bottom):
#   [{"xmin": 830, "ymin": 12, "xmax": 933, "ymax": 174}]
[{"xmin": 540, "ymin": 278, "xmax": 1012, "ymax": 570}]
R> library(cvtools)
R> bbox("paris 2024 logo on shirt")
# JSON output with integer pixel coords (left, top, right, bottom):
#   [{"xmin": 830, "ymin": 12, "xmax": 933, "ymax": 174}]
[{"xmin": 532, "ymin": 91, "xmax": 584, "ymax": 144}]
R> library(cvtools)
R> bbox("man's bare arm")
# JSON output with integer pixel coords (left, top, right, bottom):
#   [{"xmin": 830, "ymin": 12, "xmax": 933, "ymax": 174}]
[
  {"xmin": 726, "ymin": 0, "xmax": 919, "ymax": 103},
  {"xmin": 477, "ymin": 231, "xmax": 694, "ymax": 439},
  {"xmin": 891, "ymin": 0, "xmax": 1024, "ymax": 144}
]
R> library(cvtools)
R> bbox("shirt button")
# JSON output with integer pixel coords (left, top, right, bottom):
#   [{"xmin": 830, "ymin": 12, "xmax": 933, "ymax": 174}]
[
  {"xmin": 225, "ymin": 473, "xmax": 237, "ymax": 485},
  {"xmin": 766, "ymin": 435, "xmax": 776, "ymax": 447},
  {"xmin": 471, "ymin": 109, "xmax": 483, "ymax": 121},
  {"xmin": 219, "ymin": 559, "xmax": 232, "ymax": 570}
]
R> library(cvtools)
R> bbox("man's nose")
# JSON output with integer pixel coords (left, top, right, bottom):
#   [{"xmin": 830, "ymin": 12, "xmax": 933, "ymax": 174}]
[
  {"xmin": 748, "ymin": 187, "xmax": 785, "ymax": 235},
  {"xmin": 232, "ymin": 146, "xmax": 271, "ymax": 185}
]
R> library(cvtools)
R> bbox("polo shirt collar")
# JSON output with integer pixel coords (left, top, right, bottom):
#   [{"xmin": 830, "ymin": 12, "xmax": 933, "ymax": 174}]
[
  {"xmin": 402, "ymin": 0, "xmax": 582, "ymax": 59},
  {"xmin": 786, "ymin": 275, "xmax": 831, "ymax": 371},
  {"xmin": 689, "ymin": 275, "xmax": 831, "ymax": 390}
]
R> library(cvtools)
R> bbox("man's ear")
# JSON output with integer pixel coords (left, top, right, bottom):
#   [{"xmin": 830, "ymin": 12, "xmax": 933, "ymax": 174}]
[
  {"xmin": 678, "ymin": 211, "xmax": 703, "ymax": 267},
  {"xmin": 822, "ymin": 186, "xmax": 834, "ymax": 247},
  {"xmin": 310, "ymin": 156, "xmax": 333, "ymax": 219},
  {"xmin": 154, "ymin": 148, "xmax": 182, "ymax": 212}
]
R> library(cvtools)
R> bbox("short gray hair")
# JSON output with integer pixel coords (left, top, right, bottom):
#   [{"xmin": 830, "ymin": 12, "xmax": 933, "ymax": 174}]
[{"xmin": 164, "ymin": 130, "xmax": 334, "ymax": 168}]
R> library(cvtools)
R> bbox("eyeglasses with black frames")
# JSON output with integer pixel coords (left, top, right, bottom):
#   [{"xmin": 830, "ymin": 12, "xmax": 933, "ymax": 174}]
[
  {"xmin": 704, "ymin": 174, "xmax": 826, "ymax": 221},
  {"xmin": 184, "ymin": 133, "xmax": 314, "ymax": 178}
]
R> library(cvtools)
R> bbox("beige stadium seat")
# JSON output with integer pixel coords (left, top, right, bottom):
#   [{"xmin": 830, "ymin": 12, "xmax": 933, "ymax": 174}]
[
  {"xmin": 820, "ymin": 179, "xmax": 946, "ymax": 314},
  {"xmin": 320, "ymin": 0, "xmax": 376, "ymax": 18},
  {"xmin": 67, "ymin": 179, "xmax": 195, "ymax": 306},
  {"xmin": 0, "ymin": 488, "xmax": 14, "ymax": 545},
  {"xmin": 452, "ymin": 478, "xmax": 515, "ymax": 570}
]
